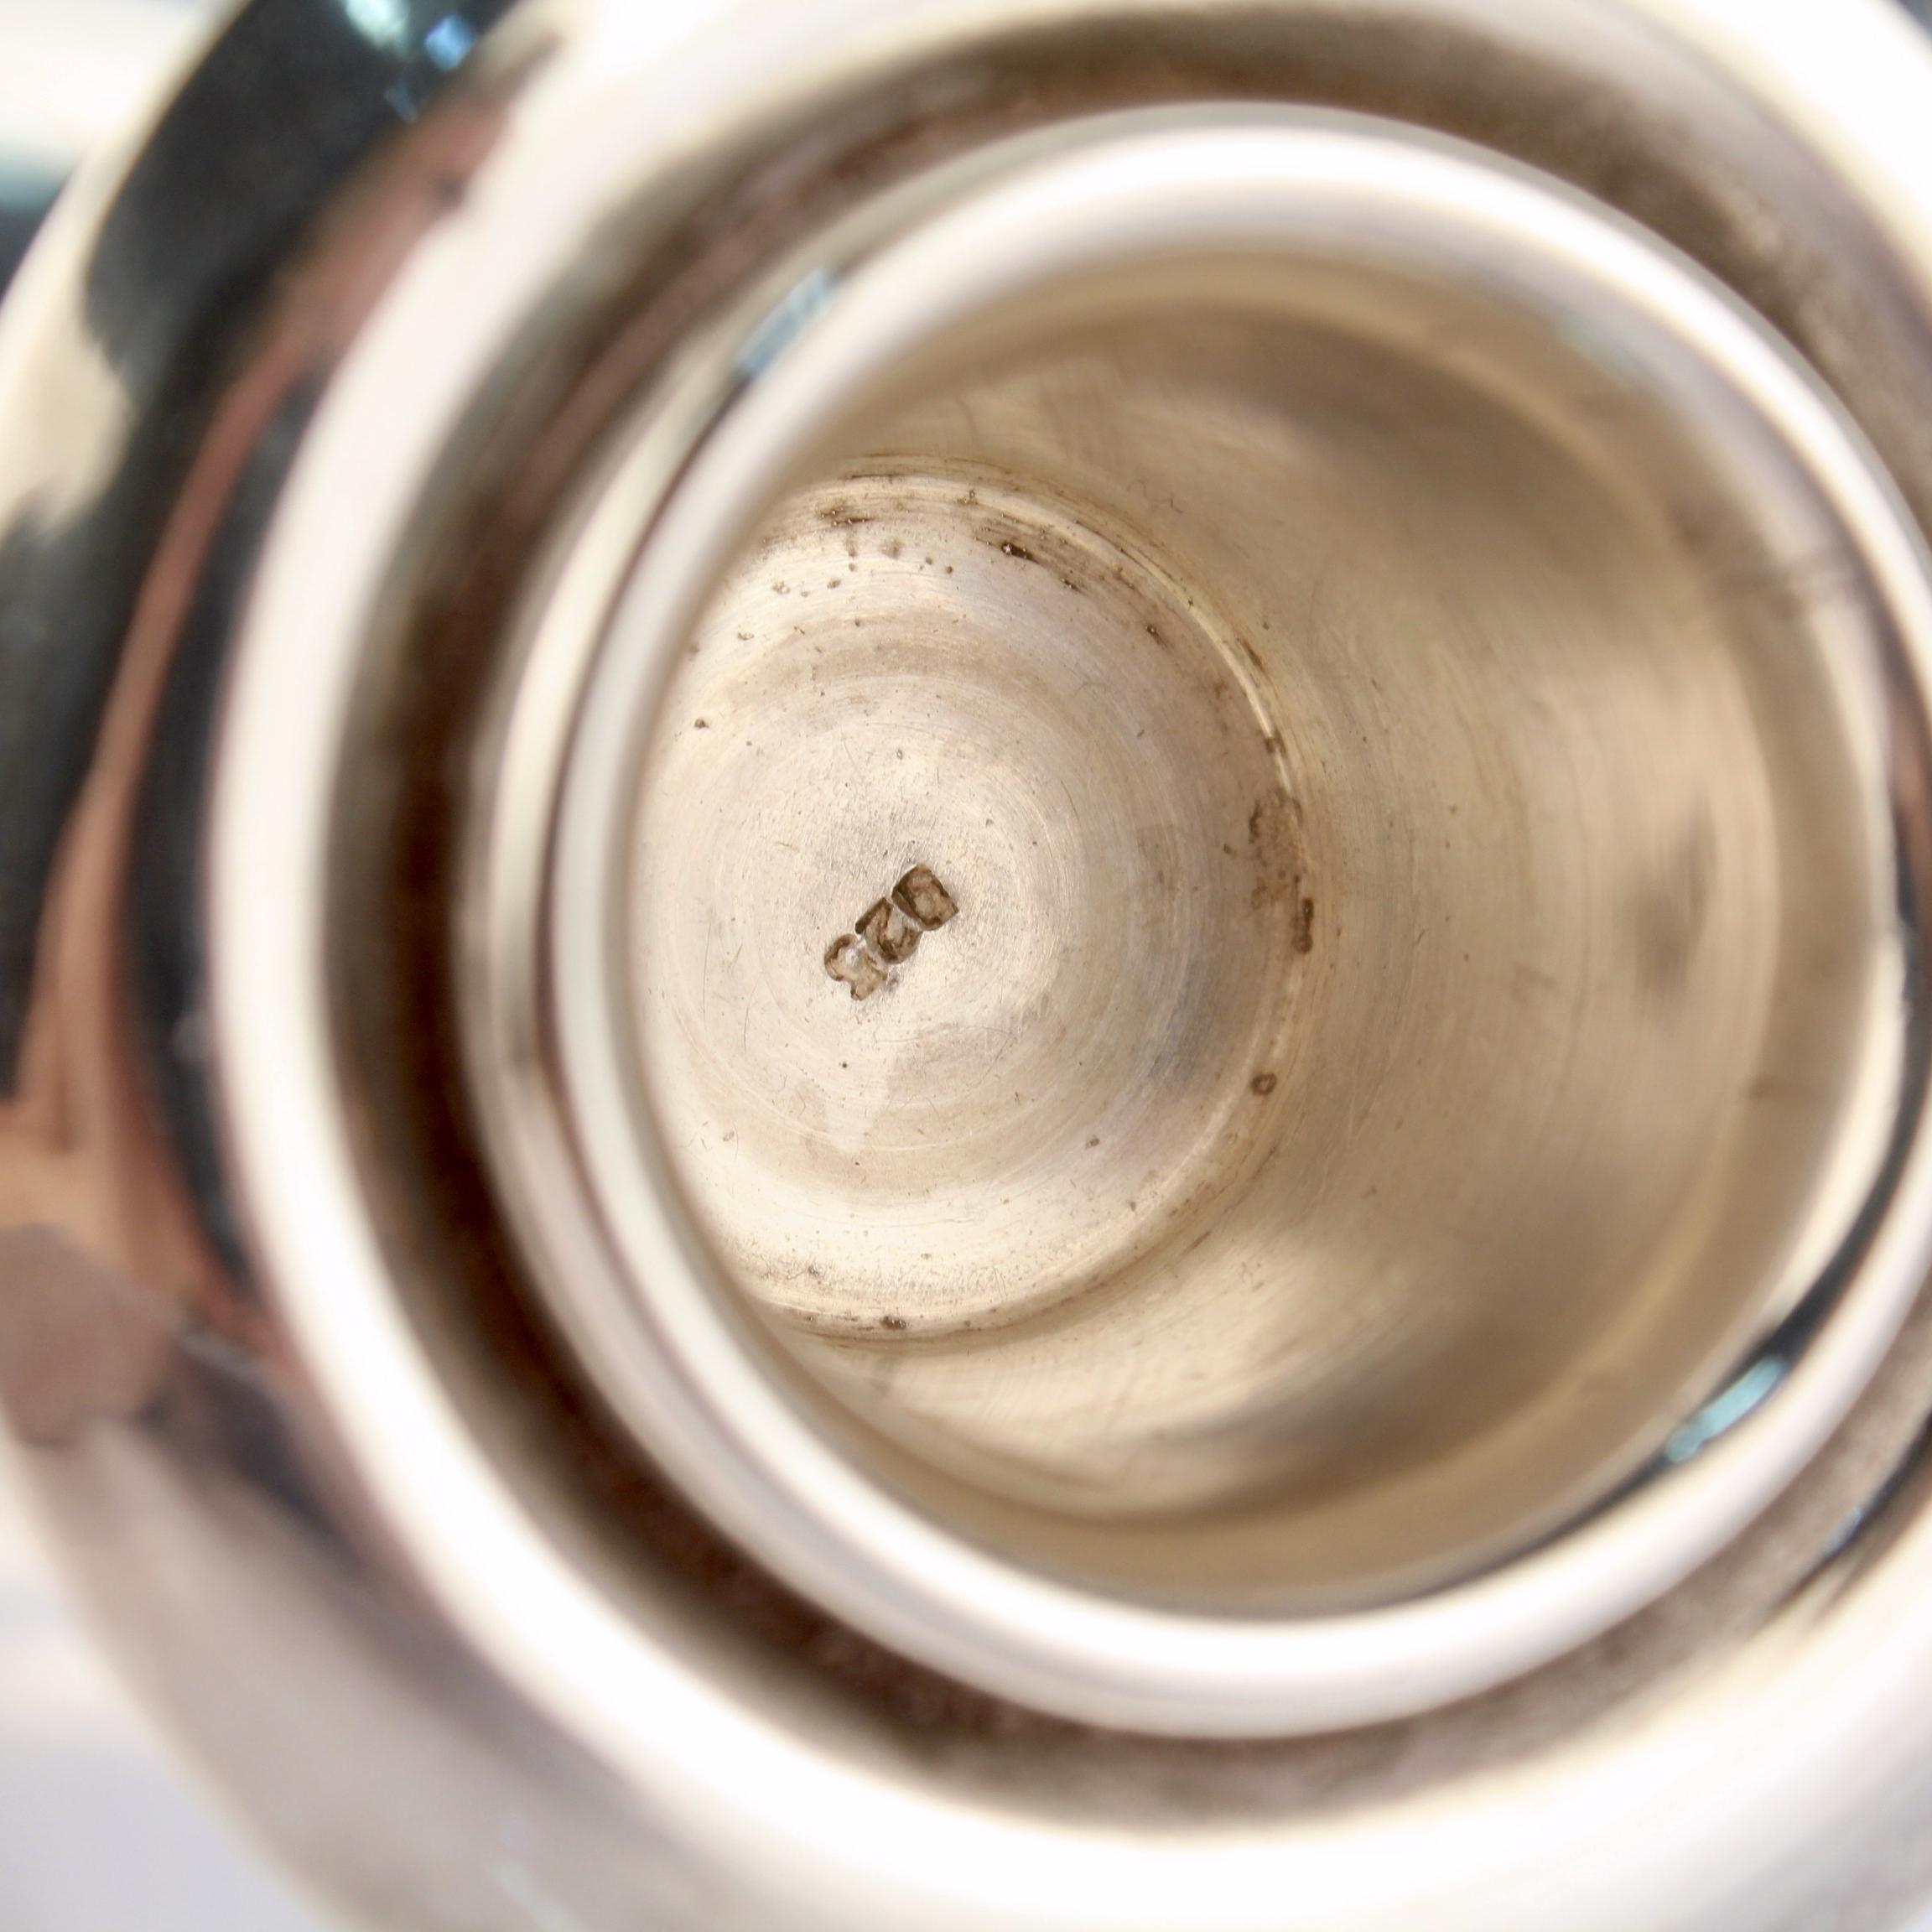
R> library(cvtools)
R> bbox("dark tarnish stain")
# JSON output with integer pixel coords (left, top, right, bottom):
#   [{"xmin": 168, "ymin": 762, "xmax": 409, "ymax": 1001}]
[
  {"xmin": 817, "ymin": 500, "xmax": 876, "ymax": 528},
  {"xmin": 1630, "ymin": 815, "xmax": 1716, "ymax": 995},
  {"xmin": 1294, "ymin": 896, "xmax": 1316, "ymax": 954},
  {"xmin": 880, "ymin": 1315, "xmax": 908, "ymax": 1332},
  {"xmin": 1251, "ymin": 1072, "xmax": 1279, "ymax": 1097},
  {"xmin": 1000, "ymin": 539, "xmax": 1040, "ymax": 564}
]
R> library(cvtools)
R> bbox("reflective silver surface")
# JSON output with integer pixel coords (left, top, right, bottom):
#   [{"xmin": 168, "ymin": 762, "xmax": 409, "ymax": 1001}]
[
  {"xmin": 0, "ymin": 4, "xmax": 323, "ymax": 1926},
  {"xmin": 495, "ymin": 113, "xmax": 1925, "ymax": 1730},
  {"xmin": 14, "ymin": 0, "xmax": 1932, "ymax": 1926}
]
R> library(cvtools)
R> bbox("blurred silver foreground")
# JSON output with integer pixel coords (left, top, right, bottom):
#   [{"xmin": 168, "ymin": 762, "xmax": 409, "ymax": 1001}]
[
  {"xmin": 0, "ymin": 13, "xmax": 328, "ymax": 1929},
  {"xmin": 15, "ymin": 2, "xmax": 1932, "ymax": 1929}
]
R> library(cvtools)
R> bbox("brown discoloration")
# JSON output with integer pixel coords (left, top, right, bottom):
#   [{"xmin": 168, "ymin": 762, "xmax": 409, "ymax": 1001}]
[
  {"xmin": 1000, "ymin": 539, "xmax": 1040, "ymax": 564},
  {"xmin": 816, "ymin": 500, "xmax": 875, "ymax": 528},
  {"xmin": 1250, "ymin": 1072, "xmax": 1279, "ymax": 1098},
  {"xmin": 880, "ymin": 1315, "xmax": 908, "ymax": 1332},
  {"xmin": 1294, "ymin": 896, "xmax": 1316, "ymax": 954},
  {"xmin": 824, "ymin": 933, "xmax": 888, "ymax": 1000},
  {"xmin": 1245, "ymin": 787, "xmax": 1303, "ymax": 915},
  {"xmin": 859, "ymin": 896, "xmax": 924, "ymax": 965},
  {"xmin": 894, "ymin": 864, "xmax": 958, "ymax": 930}
]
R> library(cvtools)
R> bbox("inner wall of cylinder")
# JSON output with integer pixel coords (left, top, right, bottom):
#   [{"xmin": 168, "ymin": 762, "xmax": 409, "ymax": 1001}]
[{"xmin": 626, "ymin": 254, "xmax": 1880, "ymax": 1610}]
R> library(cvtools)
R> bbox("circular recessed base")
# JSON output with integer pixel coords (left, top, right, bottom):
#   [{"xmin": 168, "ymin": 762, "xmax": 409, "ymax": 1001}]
[{"xmin": 631, "ymin": 470, "xmax": 1306, "ymax": 1345}]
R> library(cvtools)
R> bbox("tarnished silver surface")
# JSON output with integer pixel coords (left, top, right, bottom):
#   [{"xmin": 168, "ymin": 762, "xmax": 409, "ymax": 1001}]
[{"xmin": 14, "ymin": 0, "xmax": 1932, "ymax": 1927}]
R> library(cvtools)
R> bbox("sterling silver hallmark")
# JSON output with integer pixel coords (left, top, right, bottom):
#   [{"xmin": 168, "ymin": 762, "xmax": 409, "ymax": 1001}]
[
  {"xmin": 825, "ymin": 864, "xmax": 958, "ymax": 999},
  {"xmin": 11, "ymin": 3, "xmax": 1932, "ymax": 1929}
]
